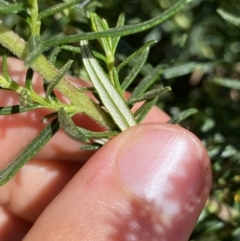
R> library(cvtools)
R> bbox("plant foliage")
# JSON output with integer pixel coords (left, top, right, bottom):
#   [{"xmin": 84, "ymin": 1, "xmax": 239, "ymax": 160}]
[
  {"xmin": 1, "ymin": 0, "xmax": 240, "ymax": 239},
  {"xmin": 0, "ymin": 0, "xmax": 194, "ymax": 185}
]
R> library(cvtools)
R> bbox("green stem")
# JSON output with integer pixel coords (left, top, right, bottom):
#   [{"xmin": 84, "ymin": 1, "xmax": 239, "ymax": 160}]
[
  {"xmin": 0, "ymin": 75, "xmax": 74, "ymax": 111},
  {"xmin": 0, "ymin": 23, "xmax": 116, "ymax": 129},
  {"xmin": 28, "ymin": 0, "xmax": 41, "ymax": 36}
]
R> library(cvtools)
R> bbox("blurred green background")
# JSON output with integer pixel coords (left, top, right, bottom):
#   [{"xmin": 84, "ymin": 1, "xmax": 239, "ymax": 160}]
[{"xmin": 1, "ymin": 0, "xmax": 240, "ymax": 239}]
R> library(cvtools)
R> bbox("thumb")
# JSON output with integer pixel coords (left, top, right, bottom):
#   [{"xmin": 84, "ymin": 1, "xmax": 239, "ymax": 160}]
[{"xmin": 24, "ymin": 123, "xmax": 211, "ymax": 241}]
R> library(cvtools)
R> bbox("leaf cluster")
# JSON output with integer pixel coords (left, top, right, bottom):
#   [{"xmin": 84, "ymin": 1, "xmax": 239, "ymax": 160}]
[{"xmin": 0, "ymin": 0, "xmax": 196, "ymax": 185}]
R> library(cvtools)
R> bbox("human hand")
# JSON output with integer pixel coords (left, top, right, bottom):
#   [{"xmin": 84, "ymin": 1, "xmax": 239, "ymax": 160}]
[{"xmin": 0, "ymin": 58, "xmax": 211, "ymax": 241}]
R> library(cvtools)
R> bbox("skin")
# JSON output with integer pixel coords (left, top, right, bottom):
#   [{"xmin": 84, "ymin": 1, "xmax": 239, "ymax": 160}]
[{"xmin": 0, "ymin": 58, "xmax": 211, "ymax": 241}]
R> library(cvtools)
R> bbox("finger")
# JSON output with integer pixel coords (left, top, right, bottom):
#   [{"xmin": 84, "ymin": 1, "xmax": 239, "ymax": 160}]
[
  {"xmin": 23, "ymin": 123, "xmax": 211, "ymax": 241},
  {"xmin": 0, "ymin": 104, "xmax": 168, "ymax": 223},
  {"xmin": 0, "ymin": 206, "xmax": 31, "ymax": 241},
  {"xmin": 0, "ymin": 159, "xmax": 83, "ymax": 222}
]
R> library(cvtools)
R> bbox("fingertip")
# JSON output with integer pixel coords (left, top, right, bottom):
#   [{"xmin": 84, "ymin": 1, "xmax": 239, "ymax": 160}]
[
  {"xmin": 24, "ymin": 123, "xmax": 211, "ymax": 241},
  {"xmin": 116, "ymin": 124, "xmax": 211, "ymax": 218}
]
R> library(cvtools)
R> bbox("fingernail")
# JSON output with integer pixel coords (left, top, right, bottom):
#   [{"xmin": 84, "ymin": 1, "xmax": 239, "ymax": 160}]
[{"xmin": 117, "ymin": 125, "xmax": 209, "ymax": 216}]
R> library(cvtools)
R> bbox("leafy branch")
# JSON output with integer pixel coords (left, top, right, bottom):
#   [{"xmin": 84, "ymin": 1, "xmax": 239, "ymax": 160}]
[{"xmin": 0, "ymin": 0, "xmax": 196, "ymax": 185}]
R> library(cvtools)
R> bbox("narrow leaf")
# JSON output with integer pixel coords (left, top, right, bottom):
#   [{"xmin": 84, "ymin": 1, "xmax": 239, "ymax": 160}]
[
  {"xmin": 61, "ymin": 45, "xmax": 107, "ymax": 62},
  {"xmin": 46, "ymin": 60, "xmax": 73, "ymax": 97},
  {"xmin": 117, "ymin": 40, "xmax": 156, "ymax": 72},
  {"xmin": 61, "ymin": 45, "xmax": 81, "ymax": 53},
  {"xmin": 0, "ymin": 118, "xmax": 59, "ymax": 186},
  {"xmin": 163, "ymin": 62, "xmax": 213, "ymax": 79},
  {"xmin": 132, "ymin": 64, "xmax": 166, "ymax": 97},
  {"xmin": 128, "ymin": 87, "xmax": 171, "ymax": 105},
  {"xmin": 43, "ymin": 0, "xmax": 194, "ymax": 47},
  {"xmin": 163, "ymin": 62, "xmax": 196, "ymax": 78},
  {"xmin": 217, "ymin": 9, "xmax": 240, "ymax": 27},
  {"xmin": 213, "ymin": 77, "xmax": 240, "ymax": 90},
  {"xmin": 90, "ymin": 13, "xmax": 112, "ymax": 56},
  {"xmin": 59, "ymin": 109, "xmax": 118, "ymax": 144},
  {"xmin": 112, "ymin": 13, "xmax": 125, "ymax": 53},
  {"xmin": 80, "ymin": 41, "xmax": 136, "ymax": 131},
  {"xmin": 121, "ymin": 47, "xmax": 150, "ymax": 91},
  {"xmin": 134, "ymin": 98, "xmax": 158, "ymax": 123},
  {"xmin": 117, "ymin": 51, "xmax": 154, "ymax": 77},
  {"xmin": 49, "ymin": 47, "xmax": 61, "ymax": 65},
  {"xmin": 38, "ymin": 0, "xmax": 82, "ymax": 20},
  {"xmin": 0, "ymin": 104, "xmax": 41, "ymax": 115},
  {"xmin": 91, "ymin": 13, "xmax": 110, "ymax": 31},
  {"xmin": 58, "ymin": 108, "xmax": 89, "ymax": 142},
  {"xmin": 77, "ymin": 128, "xmax": 119, "ymax": 139},
  {"xmin": 168, "ymin": 108, "xmax": 198, "ymax": 124}
]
